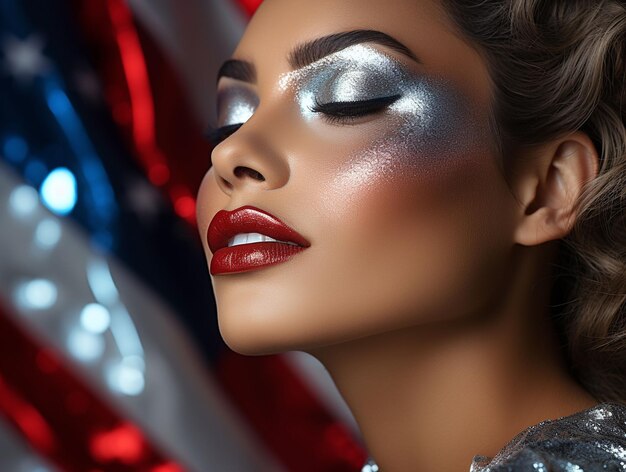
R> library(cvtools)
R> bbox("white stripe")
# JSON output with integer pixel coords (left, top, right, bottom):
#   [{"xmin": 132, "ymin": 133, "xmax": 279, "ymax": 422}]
[
  {"xmin": 126, "ymin": 0, "xmax": 247, "ymax": 126},
  {"xmin": 286, "ymin": 351, "xmax": 362, "ymax": 439},
  {"xmin": 0, "ymin": 163, "xmax": 284, "ymax": 472}
]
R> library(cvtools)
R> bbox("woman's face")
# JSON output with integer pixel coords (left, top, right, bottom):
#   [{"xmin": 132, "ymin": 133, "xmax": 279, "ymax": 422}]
[{"xmin": 197, "ymin": 0, "xmax": 519, "ymax": 354}]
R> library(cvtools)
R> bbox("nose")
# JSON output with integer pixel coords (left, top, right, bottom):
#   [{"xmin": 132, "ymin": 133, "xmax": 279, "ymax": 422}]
[{"xmin": 210, "ymin": 125, "xmax": 290, "ymax": 195}]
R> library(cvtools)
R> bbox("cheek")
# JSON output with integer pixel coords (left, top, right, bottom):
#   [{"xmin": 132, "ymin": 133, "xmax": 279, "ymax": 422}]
[
  {"xmin": 306, "ymin": 102, "xmax": 511, "ymax": 327},
  {"xmin": 328, "ymin": 80, "xmax": 490, "ymax": 196},
  {"xmin": 318, "ymin": 88, "xmax": 494, "ymax": 233}
]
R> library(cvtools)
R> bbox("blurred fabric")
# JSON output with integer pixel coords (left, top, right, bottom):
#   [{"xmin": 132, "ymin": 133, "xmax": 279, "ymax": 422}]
[{"xmin": 0, "ymin": 0, "xmax": 367, "ymax": 470}]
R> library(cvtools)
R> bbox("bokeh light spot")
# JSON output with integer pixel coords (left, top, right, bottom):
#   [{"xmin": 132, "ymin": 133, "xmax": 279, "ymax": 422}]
[
  {"xmin": 106, "ymin": 358, "xmax": 145, "ymax": 396},
  {"xmin": 8, "ymin": 185, "xmax": 39, "ymax": 218},
  {"xmin": 174, "ymin": 196, "xmax": 195, "ymax": 219},
  {"xmin": 40, "ymin": 167, "xmax": 77, "ymax": 215},
  {"xmin": 80, "ymin": 303, "xmax": 111, "ymax": 334},
  {"xmin": 90, "ymin": 423, "xmax": 145, "ymax": 464},
  {"xmin": 151, "ymin": 463, "xmax": 184, "ymax": 472},
  {"xmin": 14, "ymin": 279, "xmax": 58, "ymax": 310},
  {"xmin": 67, "ymin": 326, "xmax": 105, "ymax": 362},
  {"xmin": 148, "ymin": 163, "xmax": 169, "ymax": 186},
  {"xmin": 3, "ymin": 134, "xmax": 28, "ymax": 163},
  {"xmin": 34, "ymin": 218, "xmax": 62, "ymax": 249}
]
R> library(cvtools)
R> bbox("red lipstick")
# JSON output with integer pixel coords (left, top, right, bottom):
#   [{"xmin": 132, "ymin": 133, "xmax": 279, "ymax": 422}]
[{"xmin": 207, "ymin": 205, "xmax": 310, "ymax": 275}]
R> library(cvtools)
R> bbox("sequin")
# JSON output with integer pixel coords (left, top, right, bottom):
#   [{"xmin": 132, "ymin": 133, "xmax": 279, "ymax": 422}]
[{"xmin": 362, "ymin": 403, "xmax": 626, "ymax": 471}]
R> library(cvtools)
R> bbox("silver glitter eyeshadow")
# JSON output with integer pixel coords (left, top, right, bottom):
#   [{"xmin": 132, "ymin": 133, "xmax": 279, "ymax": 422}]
[
  {"xmin": 279, "ymin": 44, "xmax": 484, "ymax": 157},
  {"xmin": 280, "ymin": 44, "xmax": 484, "ymax": 186},
  {"xmin": 216, "ymin": 86, "xmax": 259, "ymax": 127},
  {"xmin": 279, "ymin": 43, "xmax": 410, "ymax": 121}
]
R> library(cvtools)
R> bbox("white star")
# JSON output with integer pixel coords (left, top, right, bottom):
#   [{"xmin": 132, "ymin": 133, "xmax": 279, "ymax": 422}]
[
  {"xmin": 2, "ymin": 34, "xmax": 51, "ymax": 83},
  {"xmin": 125, "ymin": 179, "xmax": 163, "ymax": 223},
  {"xmin": 73, "ymin": 68, "xmax": 103, "ymax": 102}
]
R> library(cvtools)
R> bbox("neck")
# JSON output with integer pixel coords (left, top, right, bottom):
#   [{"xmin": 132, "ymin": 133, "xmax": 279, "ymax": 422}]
[{"xmin": 306, "ymin": 244, "xmax": 597, "ymax": 472}]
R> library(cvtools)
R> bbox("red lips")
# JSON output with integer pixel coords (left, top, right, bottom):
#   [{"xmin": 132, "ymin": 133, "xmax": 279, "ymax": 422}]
[{"xmin": 207, "ymin": 205, "xmax": 310, "ymax": 275}]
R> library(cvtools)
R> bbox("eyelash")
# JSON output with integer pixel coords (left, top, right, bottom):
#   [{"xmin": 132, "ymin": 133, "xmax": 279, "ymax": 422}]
[
  {"xmin": 310, "ymin": 94, "xmax": 402, "ymax": 124},
  {"xmin": 204, "ymin": 123, "xmax": 243, "ymax": 148},
  {"xmin": 204, "ymin": 94, "xmax": 401, "ymax": 147}
]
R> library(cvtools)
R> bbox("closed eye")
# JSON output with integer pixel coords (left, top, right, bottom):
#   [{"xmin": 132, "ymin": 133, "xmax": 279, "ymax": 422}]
[
  {"xmin": 310, "ymin": 94, "xmax": 401, "ymax": 123},
  {"xmin": 204, "ymin": 95, "xmax": 401, "ymax": 148}
]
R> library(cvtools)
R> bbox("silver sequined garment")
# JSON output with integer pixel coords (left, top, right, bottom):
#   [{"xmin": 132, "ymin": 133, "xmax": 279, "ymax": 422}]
[{"xmin": 361, "ymin": 402, "xmax": 626, "ymax": 471}]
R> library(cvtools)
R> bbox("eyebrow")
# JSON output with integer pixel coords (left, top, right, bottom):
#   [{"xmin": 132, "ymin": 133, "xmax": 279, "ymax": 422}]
[
  {"xmin": 216, "ymin": 29, "xmax": 421, "ymax": 84},
  {"xmin": 289, "ymin": 29, "xmax": 420, "ymax": 69},
  {"xmin": 217, "ymin": 59, "xmax": 256, "ymax": 84}
]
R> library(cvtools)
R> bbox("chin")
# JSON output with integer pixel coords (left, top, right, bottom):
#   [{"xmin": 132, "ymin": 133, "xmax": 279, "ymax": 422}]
[
  {"xmin": 219, "ymin": 333, "xmax": 278, "ymax": 356},
  {"xmin": 216, "ymin": 303, "xmax": 298, "ymax": 356},
  {"xmin": 214, "ymin": 301, "xmax": 356, "ymax": 356},
  {"xmin": 219, "ymin": 327, "xmax": 325, "ymax": 356}
]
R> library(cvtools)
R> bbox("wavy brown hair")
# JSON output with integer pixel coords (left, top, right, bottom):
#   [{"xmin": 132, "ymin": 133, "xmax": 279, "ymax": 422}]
[{"xmin": 440, "ymin": 0, "xmax": 626, "ymax": 402}]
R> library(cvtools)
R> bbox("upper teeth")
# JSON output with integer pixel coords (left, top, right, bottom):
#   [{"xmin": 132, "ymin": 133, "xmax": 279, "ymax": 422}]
[{"xmin": 227, "ymin": 232, "xmax": 298, "ymax": 247}]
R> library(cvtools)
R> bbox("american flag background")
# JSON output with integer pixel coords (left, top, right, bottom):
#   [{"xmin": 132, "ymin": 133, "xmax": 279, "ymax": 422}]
[{"xmin": 0, "ymin": 0, "xmax": 370, "ymax": 470}]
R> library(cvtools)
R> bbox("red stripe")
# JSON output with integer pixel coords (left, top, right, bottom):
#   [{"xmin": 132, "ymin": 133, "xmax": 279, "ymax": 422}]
[
  {"xmin": 74, "ymin": 0, "xmax": 205, "ymax": 224},
  {"xmin": 74, "ymin": 1, "xmax": 368, "ymax": 469},
  {"xmin": 216, "ymin": 353, "xmax": 367, "ymax": 472},
  {"xmin": 0, "ymin": 300, "xmax": 185, "ymax": 472},
  {"xmin": 234, "ymin": 0, "xmax": 264, "ymax": 16},
  {"xmin": 106, "ymin": 0, "xmax": 170, "ymax": 187}
]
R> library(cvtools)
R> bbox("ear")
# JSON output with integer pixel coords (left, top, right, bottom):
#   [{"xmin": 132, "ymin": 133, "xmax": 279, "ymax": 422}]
[{"xmin": 513, "ymin": 131, "xmax": 599, "ymax": 246}]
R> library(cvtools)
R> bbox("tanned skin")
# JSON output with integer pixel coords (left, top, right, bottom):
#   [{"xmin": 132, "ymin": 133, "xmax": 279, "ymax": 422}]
[{"xmin": 197, "ymin": 1, "xmax": 599, "ymax": 470}]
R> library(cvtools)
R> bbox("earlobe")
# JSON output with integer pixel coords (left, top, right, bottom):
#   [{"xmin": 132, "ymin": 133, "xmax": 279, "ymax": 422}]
[{"xmin": 513, "ymin": 132, "xmax": 599, "ymax": 247}]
